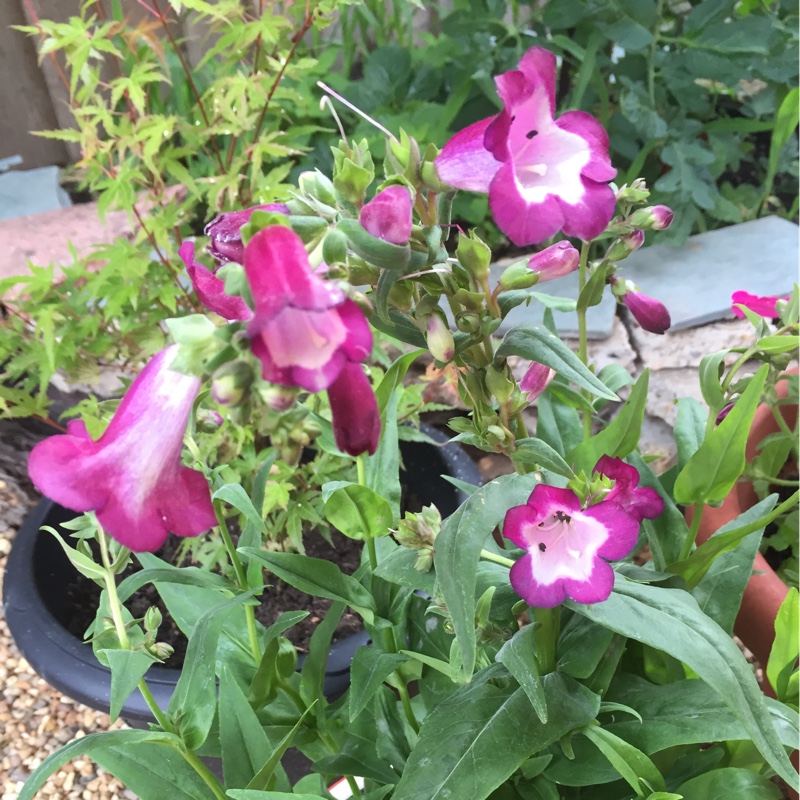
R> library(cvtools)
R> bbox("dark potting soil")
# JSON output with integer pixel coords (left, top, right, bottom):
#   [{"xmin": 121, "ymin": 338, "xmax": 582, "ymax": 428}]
[{"xmin": 65, "ymin": 530, "xmax": 365, "ymax": 669}]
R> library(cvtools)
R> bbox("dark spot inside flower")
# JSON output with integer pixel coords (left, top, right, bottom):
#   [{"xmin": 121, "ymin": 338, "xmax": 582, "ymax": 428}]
[
  {"xmin": 526, "ymin": 129, "xmax": 538, "ymax": 139},
  {"xmin": 510, "ymin": 115, "xmax": 516, "ymax": 122},
  {"xmin": 554, "ymin": 510, "xmax": 571, "ymax": 523},
  {"xmin": 538, "ymin": 542, "xmax": 547, "ymax": 552}
]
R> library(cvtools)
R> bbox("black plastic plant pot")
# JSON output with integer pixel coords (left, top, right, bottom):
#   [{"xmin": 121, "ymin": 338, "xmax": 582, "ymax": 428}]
[{"xmin": 3, "ymin": 425, "xmax": 481, "ymax": 725}]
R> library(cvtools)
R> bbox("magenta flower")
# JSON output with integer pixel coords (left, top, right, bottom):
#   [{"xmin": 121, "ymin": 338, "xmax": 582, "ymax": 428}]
[
  {"xmin": 244, "ymin": 225, "xmax": 380, "ymax": 455},
  {"xmin": 593, "ymin": 455, "xmax": 663, "ymax": 523},
  {"xmin": 504, "ymin": 484, "xmax": 639, "ymax": 608},
  {"xmin": 435, "ymin": 47, "xmax": 617, "ymax": 246},
  {"xmin": 520, "ymin": 362, "xmax": 556, "ymax": 400},
  {"xmin": 327, "ymin": 362, "xmax": 381, "ymax": 457},
  {"xmin": 27, "ymin": 346, "xmax": 216, "ymax": 552},
  {"xmin": 716, "ymin": 402, "xmax": 735, "ymax": 425},
  {"xmin": 179, "ymin": 242, "xmax": 251, "ymax": 321},
  {"xmin": 629, "ymin": 205, "xmax": 674, "ymax": 231},
  {"xmin": 731, "ymin": 291, "xmax": 788, "ymax": 319},
  {"xmin": 359, "ymin": 185, "xmax": 413, "ymax": 245},
  {"xmin": 527, "ymin": 241, "xmax": 580, "ymax": 282},
  {"xmin": 205, "ymin": 203, "xmax": 290, "ymax": 265},
  {"xmin": 611, "ymin": 277, "xmax": 671, "ymax": 335}
]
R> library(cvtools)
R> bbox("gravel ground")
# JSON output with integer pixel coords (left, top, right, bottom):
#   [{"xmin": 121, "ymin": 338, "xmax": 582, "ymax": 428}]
[{"xmin": 0, "ymin": 422, "xmax": 135, "ymax": 800}]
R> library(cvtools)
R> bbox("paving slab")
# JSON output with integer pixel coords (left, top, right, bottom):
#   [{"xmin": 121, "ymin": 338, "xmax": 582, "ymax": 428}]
[
  {"xmin": 0, "ymin": 166, "xmax": 71, "ymax": 221},
  {"xmin": 621, "ymin": 216, "xmax": 798, "ymax": 331}
]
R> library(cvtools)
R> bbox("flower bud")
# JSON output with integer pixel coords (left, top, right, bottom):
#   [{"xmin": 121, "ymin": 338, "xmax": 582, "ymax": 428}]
[
  {"xmin": 149, "ymin": 642, "xmax": 174, "ymax": 661},
  {"xmin": 415, "ymin": 547, "xmax": 434, "ymax": 573},
  {"xmin": 332, "ymin": 139, "xmax": 375, "ymax": 206},
  {"xmin": 196, "ymin": 409, "xmax": 224, "ymax": 433},
  {"xmin": 396, "ymin": 504, "xmax": 441, "ymax": 549},
  {"xmin": 611, "ymin": 277, "xmax": 671, "ymax": 335},
  {"xmin": 527, "ymin": 241, "xmax": 580, "ymax": 282},
  {"xmin": 485, "ymin": 424, "xmax": 513, "ymax": 448},
  {"xmin": 456, "ymin": 311, "xmax": 482, "ymax": 333},
  {"xmin": 298, "ymin": 170, "xmax": 337, "ymax": 207},
  {"xmin": 716, "ymin": 402, "xmax": 734, "ymax": 425},
  {"xmin": 615, "ymin": 178, "xmax": 650, "ymax": 204},
  {"xmin": 388, "ymin": 130, "xmax": 422, "ymax": 180},
  {"xmin": 359, "ymin": 185, "xmax": 413, "ymax": 245},
  {"xmin": 259, "ymin": 384, "xmax": 298, "ymax": 412},
  {"xmin": 485, "ymin": 365, "xmax": 515, "ymax": 404},
  {"xmin": 520, "ymin": 362, "xmax": 556, "ymax": 400},
  {"xmin": 456, "ymin": 231, "xmax": 492, "ymax": 282},
  {"xmin": 211, "ymin": 360, "xmax": 254, "ymax": 406},
  {"xmin": 425, "ymin": 313, "xmax": 455, "ymax": 363},
  {"xmin": 605, "ymin": 229, "xmax": 645, "ymax": 262},
  {"xmin": 205, "ymin": 204, "xmax": 290, "ymax": 264},
  {"xmin": 498, "ymin": 260, "xmax": 539, "ymax": 291},
  {"xmin": 144, "ymin": 606, "xmax": 163, "ymax": 632},
  {"xmin": 628, "ymin": 205, "xmax": 674, "ymax": 231},
  {"xmin": 322, "ymin": 228, "xmax": 349, "ymax": 265}
]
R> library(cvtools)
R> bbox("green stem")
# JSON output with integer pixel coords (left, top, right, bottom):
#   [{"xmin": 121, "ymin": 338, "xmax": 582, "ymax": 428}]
[
  {"xmin": 532, "ymin": 606, "xmax": 560, "ymax": 674},
  {"xmin": 98, "ymin": 532, "xmax": 131, "ymax": 650},
  {"xmin": 577, "ymin": 241, "xmax": 593, "ymax": 440},
  {"xmin": 479, "ymin": 548, "xmax": 515, "ymax": 568},
  {"xmin": 136, "ymin": 679, "xmax": 174, "ymax": 732},
  {"xmin": 680, "ymin": 503, "xmax": 705, "ymax": 561},
  {"xmin": 214, "ymin": 501, "xmax": 261, "ymax": 663},
  {"xmin": 181, "ymin": 750, "xmax": 228, "ymax": 800},
  {"xmin": 647, "ymin": 0, "xmax": 665, "ymax": 106},
  {"xmin": 319, "ymin": 732, "xmax": 362, "ymax": 798},
  {"xmin": 772, "ymin": 403, "xmax": 799, "ymax": 460},
  {"xmin": 396, "ymin": 681, "xmax": 420, "ymax": 734}
]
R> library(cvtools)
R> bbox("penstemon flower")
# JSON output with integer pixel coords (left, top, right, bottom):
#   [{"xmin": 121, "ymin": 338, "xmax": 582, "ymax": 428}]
[
  {"xmin": 205, "ymin": 203, "xmax": 290, "ymax": 265},
  {"xmin": 526, "ymin": 241, "xmax": 580, "ymax": 282},
  {"xmin": 179, "ymin": 241, "xmax": 251, "ymax": 321},
  {"xmin": 359, "ymin": 185, "xmax": 413, "ymax": 244},
  {"xmin": 610, "ymin": 276, "xmax": 671, "ymax": 335},
  {"xmin": 435, "ymin": 46, "xmax": 616, "ymax": 246},
  {"xmin": 519, "ymin": 361, "xmax": 556, "ymax": 400},
  {"xmin": 27, "ymin": 346, "xmax": 216, "ymax": 552},
  {"xmin": 244, "ymin": 225, "xmax": 380, "ymax": 455},
  {"xmin": 731, "ymin": 290, "xmax": 788, "ymax": 319},
  {"xmin": 503, "ymin": 458, "xmax": 662, "ymax": 608}
]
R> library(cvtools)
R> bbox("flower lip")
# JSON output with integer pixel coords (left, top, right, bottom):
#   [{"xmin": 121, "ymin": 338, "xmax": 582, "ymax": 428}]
[
  {"xmin": 27, "ymin": 346, "xmax": 216, "ymax": 552},
  {"xmin": 179, "ymin": 241, "xmax": 252, "ymax": 321},
  {"xmin": 359, "ymin": 185, "xmax": 413, "ymax": 245},
  {"xmin": 593, "ymin": 455, "xmax": 664, "ymax": 523}
]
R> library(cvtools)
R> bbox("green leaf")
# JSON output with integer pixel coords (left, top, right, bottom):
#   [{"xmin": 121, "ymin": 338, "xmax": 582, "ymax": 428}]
[
  {"xmin": 100, "ymin": 649, "xmax": 157, "ymax": 723},
  {"xmin": 227, "ymin": 793, "xmax": 325, "ymax": 800},
  {"xmin": 767, "ymin": 588, "xmax": 799, "ymax": 700},
  {"xmin": 536, "ymin": 389, "xmax": 583, "ymax": 458},
  {"xmin": 391, "ymin": 670, "xmax": 600, "ymax": 800},
  {"xmin": 374, "ymin": 546, "xmax": 436, "ymax": 594},
  {"xmin": 16, "ymin": 730, "xmax": 197, "ymax": 800},
  {"xmin": 300, "ymin": 602, "xmax": 344, "ymax": 707},
  {"xmin": 576, "ymin": 262, "xmax": 612, "ymax": 312},
  {"xmin": 435, "ymin": 473, "xmax": 540, "ymax": 678},
  {"xmin": 213, "ymin": 484, "xmax": 267, "ymax": 536},
  {"xmin": 568, "ymin": 576, "xmax": 799, "ymax": 790},
  {"xmin": 674, "ymin": 363, "xmax": 768, "ymax": 505},
  {"xmin": 366, "ymin": 389, "xmax": 401, "ymax": 518},
  {"xmin": 219, "ymin": 667, "xmax": 272, "ymax": 789},
  {"xmin": 240, "ymin": 549, "xmax": 376, "ymax": 623},
  {"xmin": 569, "ymin": 370, "xmax": 649, "ymax": 471},
  {"xmin": 676, "ymin": 767, "xmax": 782, "ymax": 799},
  {"xmin": 349, "ymin": 648, "xmax": 408, "ymax": 721},
  {"xmin": 325, "ymin": 484, "xmax": 394, "ymax": 540},
  {"xmin": 374, "ymin": 349, "xmax": 425, "ymax": 415},
  {"xmin": 496, "ymin": 325, "xmax": 618, "ymax": 400},
  {"xmin": 168, "ymin": 590, "xmax": 259, "ymax": 750},
  {"xmin": 757, "ymin": 334, "xmax": 800, "ymax": 354},
  {"xmin": 337, "ymin": 218, "xmax": 411, "ymax": 270},
  {"xmin": 40, "ymin": 526, "xmax": 105, "ymax": 581},
  {"xmin": 511, "ymin": 438, "xmax": 574, "ymax": 479},
  {"xmin": 496, "ymin": 625, "xmax": 547, "ymax": 723},
  {"xmin": 674, "ymin": 397, "xmax": 708, "ymax": 472},
  {"xmin": 580, "ymin": 725, "xmax": 666, "ymax": 796},
  {"xmin": 117, "ymin": 565, "xmax": 233, "ymax": 602}
]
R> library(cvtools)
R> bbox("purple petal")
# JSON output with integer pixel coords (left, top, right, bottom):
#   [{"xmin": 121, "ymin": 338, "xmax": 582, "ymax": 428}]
[
  {"xmin": 205, "ymin": 203, "xmax": 290, "ymax": 264},
  {"xmin": 623, "ymin": 290, "xmax": 671, "ymax": 335},
  {"xmin": 519, "ymin": 362, "xmax": 555, "ymax": 400},
  {"xmin": 594, "ymin": 455, "xmax": 663, "ymax": 524},
  {"xmin": 517, "ymin": 46, "xmax": 557, "ymax": 114},
  {"xmin": 338, "ymin": 299, "xmax": 374, "ymax": 364},
  {"xmin": 583, "ymin": 500, "xmax": 640, "ymax": 561},
  {"xmin": 731, "ymin": 290, "xmax": 785, "ymax": 319},
  {"xmin": 435, "ymin": 117, "xmax": 501, "ymax": 193},
  {"xmin": 327, "ymin": 362, "xmax": 381, "ymax": 456},
  {"xmin": 527, "ymin": 241, "xmax": 580, "ymax": 282},
  {"xmin": 556, "ymin": 111, "xmax": 617, "ymax": 183},
  {"xmin": 179, "ymin": 242, "xmax": 252, "ymax": 321},
  {"xmin": 558, "ymin": 180, "xmax": 617, "ymax": 241},
  {"xmin": 359, "ymin": 186, "xmax": 413, "ymax": 245}
]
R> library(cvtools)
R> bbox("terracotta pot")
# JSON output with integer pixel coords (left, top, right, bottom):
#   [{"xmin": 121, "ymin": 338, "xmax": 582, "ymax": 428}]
[{"xmin": 687, "ymin": 370, "xmax": 798, "ymax": 798}]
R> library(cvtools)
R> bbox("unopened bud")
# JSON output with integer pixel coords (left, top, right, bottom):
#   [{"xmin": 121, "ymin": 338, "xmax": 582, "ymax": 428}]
[
  {"xmin": 610, "ymin": 276, "xmax": 671, "ymax": 335},
  {"xmin": 359, "ymin": 185, "xmax": 413, "ymax": 245},
  {"xmin": 332, "ymin": 139, "xmax": 375, "ymax": 206},
  {"xmin": 485, "ymin": 365, "xmax": 515, "ymax": 404},
  {"xmin": 426, "ymin": 313, "xmax": 455, "ymax": 363},
  {"xmin": 396, "ymin": 504, "xmax": 441, "ymax": 549},
  {"xmin": 211, "ymin": 361, "xmax": 254, "ymax": 406},
  {"xmin": 615, "ymin": 178, "xmax": 650, "ymax": 204},
  {"xmin": 298, "ymin": 170, "xmax": 337, "ymax": 206},
  {"xmin": 628, "ymin": 205, "xmax": 674, "ymax": 231},
  {"xmin": 520, "ymin": 361, "xmax": 556, "ymax": 401},
  {"xmin": 144, "ymin": 606, "xmax": 163, "ymax": 632},
  {"xmin": 456, "ymin": 231, "xmax": 492, "ymax": 282},
  {"xmin": 527, "ymin": 241, "xmax": 580, "ymax": 282},
  {"xmin": 485, "ymin": 424, "xmax": 512, "ymax": 447},
  {"xmin": 150, "ymin": 642, "xmax": 174, "ymax": 661},
  {"xmin": 388, "ymin": 130, "xmax": 421, "ymax": 180},
  {"xmin": 498, "ymin": 260, "xmax": 538, "ymax": 291},
  {"xmin": 322, "ymin": 228, "xmax": 350, "ymax": 265},
  {"xmin": 456, "ymin": 311, "xmax": 482, "ymax": 333},
  {"xmin": 205, "ymin": 204, "xmax": 289, "ymax": 264},
  {"xmin": 414, "ymin": 547, "xmax": 434, "ymax": 573},
  {"xmin": 259, "ymin": 384, "xmax": 298, "ymax": 412},
  {"xmin": 605, "ymin": 229, "xmax": 645, "ymax": 262},
  {"xmin": 196, "ymin": 409, "xmax": 224, "ymax": 433}
]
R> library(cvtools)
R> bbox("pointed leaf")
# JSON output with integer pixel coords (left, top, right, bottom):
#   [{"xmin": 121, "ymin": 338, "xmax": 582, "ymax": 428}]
[
  {"xmin": 349, "ymin": 648, "xmax": 408, "ymax": 720},
  {"xmin": 496, "ymin": 624, "xmax": 548, "ymax": 723}
]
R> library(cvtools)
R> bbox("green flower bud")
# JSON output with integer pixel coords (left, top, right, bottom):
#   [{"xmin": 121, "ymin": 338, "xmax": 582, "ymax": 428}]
[
  {"xmin": 332, "ymin": 139, "xmax": 375, "ymax": 206},
  {"xmin": 615, "ymin": 178, "xmax": 650, "ymax": 204},
  {"xmin": 259, "ymin": 384, "xmax": 298, "ymax": 412},
  {"xmin": 149, "ymin": 642, "xmax": 174, "ymax": 661},
  {"xmin": 388, "ymin": 129, "xmax": 421, "ymax": 181},
  {"xmin": 144, "ymin": 606, "xmax": 162, "ymax": 632},
  {"xmin": 457, "ymin": 231, "xmax": 492, "ymax": 281},
  {"xmin": 425, "ymin": 312, "xmax": 455, "ymax": 363},
  {"xmin": 414, "ymin": 547, "xmax": 434, "ymax": 573},
  {"xmin": 322, "ymin": 228, "xmax": 349, "ymax": 265},
  {"xmin": 211, "ymin": 361, "xmax": 254, "ymax": 407},
  {"xmin": 419, "ymin": 143, "xmax": 448, "ymax": 192},
  {"xmin": 498, "ymin": 260, "xmax": 539, "ymax": 291},
  {"xmin": 196, "ymin": 409, "xmax": 224, "ymax": 434},
  {"xmin": 298, "ymin": 170, "xmax": 337, "ymax": 206},
  {"xmin": 347, "ymin": 258, "xmax": 381, "ymax": 285},
  {"xmin": 485, "ymin": 365, "xmax": 514, "ymax": 404},
  {"xmin": 456, "ymin": 311, "xmax": 482, "ymax": 333}
]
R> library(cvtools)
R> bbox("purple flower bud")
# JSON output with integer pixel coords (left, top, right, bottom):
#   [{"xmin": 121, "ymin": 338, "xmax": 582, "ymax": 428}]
[
  {"xmin": 519, "ymin": 361, "xmax": 556, "ymax": 400},
  {"xmin": 526, "ymin": 241, "xmax": 580, "ymax": 283},
  {"xmin": 605, "ymin": 229, "xmax": 645, "ymax": 262},
  {"xmin": 205, "ymin": 204, "xmax": 290, "ymax": 265},
  {"xmin": 629, "ymin": 205, "xmax": 674, "ymax": 231},
  {"xmin": 196, "ymin": 409, "xmax": 224, "ymax": 433},
  {"xmin": 611, "ymin": 277, "xmax": 671, "ymax": 334},
  {"xmin": 425, "ymin": 313, "xmax": 455, "ymax": 363},
  {"xmin": 359, "ymin": 185, "xmax": 413, "ymax": 245},
  {"xmin": 716, "ymin": 403, "xmax": 735, "ymax": 425}
]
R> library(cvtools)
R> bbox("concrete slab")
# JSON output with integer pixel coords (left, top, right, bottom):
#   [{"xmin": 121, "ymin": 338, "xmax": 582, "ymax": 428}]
[
  {"xmin": 489, "ymin": 258, "xmax": 617, "ymax": 340},
  {"xmin": 0, "ymin": 166, "xmax": 71, "ymax": 221},
  {"xmin": 621, "ymin": 216, "xmax": 798, "ymax": 331}
]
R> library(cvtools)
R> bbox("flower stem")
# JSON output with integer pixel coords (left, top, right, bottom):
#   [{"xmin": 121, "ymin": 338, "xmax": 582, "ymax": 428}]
[
  {"xmin": 214, "ymin": 501, "xmax": 261, "ymax": 663},
  {"xmin": 680, "ymin": 503, "xmax": 704, "ymax": 561},
  {"xmin": 577, "ymin": 241, "xmax": 593, "ymax": 440},
  {"xmin": 396, "ymin": 680, "xmax": 420, "ymax": 734},
  {"xmin": 181, "ymin": 750, "xmax": 228, "ymax": 800},
  {"xmin": 532, "ymin": 606, "xmax": 560, "ymax": 674},
  {"xmin": 479, "ymin": 549, "xmax": 515, "ymax": 568}
]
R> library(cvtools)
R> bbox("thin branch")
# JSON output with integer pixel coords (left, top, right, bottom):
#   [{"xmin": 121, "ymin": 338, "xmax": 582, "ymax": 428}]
[{"xmin": 22, "ymin": 0, "xmax": 70, "ymax": 93}]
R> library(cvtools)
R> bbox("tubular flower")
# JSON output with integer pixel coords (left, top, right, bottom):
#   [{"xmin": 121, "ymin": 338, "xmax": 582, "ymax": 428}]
[
  {"xmin": 205, "ymin": 203, "xmax": 290, "ymax": 265},
  {"xmin": 179, "ymin": 242, "xmax": 251, "ymax": 322},
  {"xmin": 359, "ymin": 185, "xmax": 413, "ymax": 245},
  {"xmin": 527, "ymin": 241, "xmax": 580, "ymax": 282},
  {"xmin": 519, "ymin": 361, "xmax": 556, "ymax": 401},
  {"xmin": 503, "ymin": 457, "xmax": 661, "ymax": 608},
  {"xmin": 611, "ymin": 277, "xmax": 671, "ymax": 335},
  {"xmin": 435, "ymin": 46, "xmax": 616, "ymax": 246},
  {"xmin": 245, "ymin": 225, "xmax": 380, "ymax": 455},
  {"xmin": 731, "ymin": 291, "xmax": 788, "ymax": 320},
  {"xmin": 27, "ymin": 346, "xmax": 216, "ymax": 553}
]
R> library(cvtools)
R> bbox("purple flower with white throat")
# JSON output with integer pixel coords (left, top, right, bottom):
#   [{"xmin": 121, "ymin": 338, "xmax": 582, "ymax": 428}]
[
  {"xmin": 359, "ymin": 185, "xmax": 413, "ymax": 245},
  {"xmin": 27, "ymin": 346, "xmax": 216, "ymax": 553},
  {"xmin": 179, "ymin": 241, "xmax": 251, "ymax": 322},
  {"xmin": 205, "ymin": 203, "xmax": 290, "ymax": 265},
  {"xmin": 504, "ymin": 484, "xmax": 639, "ymax": 608},
  {"xmin": 244, "ymin": 225, "xmax": 380, "ymax": 455},
  {"xmin": 435, "ymin": 47, "xmax": 616, "ymax": 246}
]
